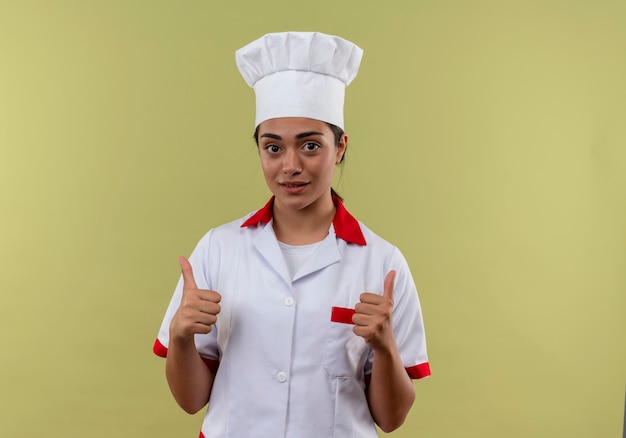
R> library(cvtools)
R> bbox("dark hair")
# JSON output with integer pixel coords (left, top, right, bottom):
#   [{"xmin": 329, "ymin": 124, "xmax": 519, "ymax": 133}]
[{"xmin": 253, "ymin": 122, "xmax": 346, "ymax": 200}]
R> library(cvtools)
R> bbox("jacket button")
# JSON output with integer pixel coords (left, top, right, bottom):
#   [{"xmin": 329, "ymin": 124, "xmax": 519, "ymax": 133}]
[
  {"xmin": 276, "ymin": 371, "xmax": 288, "ymax": 382},
  {"xmin": 284, "ymin": 297, "xmax": 295, "ymax": 306}
]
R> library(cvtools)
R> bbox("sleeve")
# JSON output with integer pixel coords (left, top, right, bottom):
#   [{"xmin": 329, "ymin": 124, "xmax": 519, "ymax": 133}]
[
  {"xmin": 152, "ymin": 230, "xmax": 220, "ymax": 372},
  {"xmin": 387, "ymin": 247, "xmax": 431, "ymax": 379}
]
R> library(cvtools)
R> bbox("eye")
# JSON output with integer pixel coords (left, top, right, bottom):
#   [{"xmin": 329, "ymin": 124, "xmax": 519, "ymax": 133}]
[
  {"xmin": 264, "ymin": 144, "xmax": 281, "ymax": 154},
  {"xmin": 302, "ymin": 142, "xmax": 320, "ymax": 152}
]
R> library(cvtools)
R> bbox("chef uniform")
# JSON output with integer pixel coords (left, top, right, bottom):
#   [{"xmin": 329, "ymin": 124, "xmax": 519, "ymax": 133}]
[{"xmin": 154, "ymin": 31, "xmax": 430, "ymax": 438}]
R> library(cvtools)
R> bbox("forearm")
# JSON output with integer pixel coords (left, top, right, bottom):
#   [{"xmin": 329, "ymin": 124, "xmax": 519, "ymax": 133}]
[
  {"xmin": 165, "ymin": 336, "xmax": 215, "ymax": 414},
  {"xmin": 366, "ymin": 347, "xmax": 416, "ymax": 433}
]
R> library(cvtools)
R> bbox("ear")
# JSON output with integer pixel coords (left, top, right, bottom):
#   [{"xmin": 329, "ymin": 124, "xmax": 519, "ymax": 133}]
[{"xmin": 336, "ymin": 134, "xmax": 348, "ymax": 164}]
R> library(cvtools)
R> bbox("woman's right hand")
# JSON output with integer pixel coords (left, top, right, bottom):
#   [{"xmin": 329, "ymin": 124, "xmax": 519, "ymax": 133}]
[{"xmin": 169, "ymin": 256, "xmax": 222, "ymax": 341}]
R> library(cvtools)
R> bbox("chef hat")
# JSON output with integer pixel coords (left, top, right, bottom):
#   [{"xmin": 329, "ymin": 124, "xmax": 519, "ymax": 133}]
[{"xmin": 235, "ymin": 31, "xmax": 363, "ymax": 129}]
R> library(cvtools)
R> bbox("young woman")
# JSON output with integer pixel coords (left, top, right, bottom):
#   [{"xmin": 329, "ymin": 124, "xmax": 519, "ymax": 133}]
[{"xmin": 154, "ymin": 31, "xmax": 430, "ymax": 438}]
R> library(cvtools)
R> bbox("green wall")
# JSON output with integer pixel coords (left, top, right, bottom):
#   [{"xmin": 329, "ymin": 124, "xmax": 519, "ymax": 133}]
[{"xmin": 1, "ymin": 1, "xmax": 624, "ymax": 436}]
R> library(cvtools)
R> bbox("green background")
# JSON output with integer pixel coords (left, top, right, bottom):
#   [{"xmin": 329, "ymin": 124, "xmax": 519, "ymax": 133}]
[{"xmin": 1, "ymin": 1, "xmax": 624, "ymax": 437}]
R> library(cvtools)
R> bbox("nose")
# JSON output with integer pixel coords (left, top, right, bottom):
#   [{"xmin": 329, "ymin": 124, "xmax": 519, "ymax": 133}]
[{"xmin": 282, "ymin": 148, "xmax": 302, "ymax": 174}]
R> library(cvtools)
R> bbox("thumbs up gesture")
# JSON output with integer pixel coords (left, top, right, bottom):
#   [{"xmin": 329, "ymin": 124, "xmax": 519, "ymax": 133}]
[
  {"xmin": 169, "ymin": 256, "xmax": 222, "ymax": 341},
  {"xmin": 352, "ymin": 271, "xmax": 396, "ymax": 351}
]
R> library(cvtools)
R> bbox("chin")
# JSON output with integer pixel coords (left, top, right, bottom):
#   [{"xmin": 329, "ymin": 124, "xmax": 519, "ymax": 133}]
[
  {"xmin": 278, "ymin": 196, "xmax": 311, "ymax": 210},
  {"xmin": 273, "ymin": 193, "xmax": 316, "ymax": 210}
]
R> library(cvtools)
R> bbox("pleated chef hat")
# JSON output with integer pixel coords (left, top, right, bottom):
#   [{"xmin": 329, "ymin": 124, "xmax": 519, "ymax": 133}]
[{"xmin": 236, "ymin": 32, "xmax": 363, "ymax": 129}]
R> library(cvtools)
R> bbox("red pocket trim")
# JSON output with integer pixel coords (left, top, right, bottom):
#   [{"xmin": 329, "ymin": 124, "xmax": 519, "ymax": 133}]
[{"xmin": 331, "ymin": 306, "xmax": 356, "ymax": 325}]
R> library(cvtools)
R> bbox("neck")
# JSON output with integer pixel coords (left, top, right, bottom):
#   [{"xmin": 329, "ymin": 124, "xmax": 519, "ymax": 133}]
[{"xmin": 272, "ymin": 194, "xmax": 336, "ymax": 245}]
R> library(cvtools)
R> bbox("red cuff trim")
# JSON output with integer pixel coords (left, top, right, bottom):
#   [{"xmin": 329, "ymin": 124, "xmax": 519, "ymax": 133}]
[
  {"xmin": 199, "ymin": 432, "xmax": 205, "ymax": 438},
  {"xmin": 331, "ymin": 306, "xmax": 356, "ymax": 324},
  {"xmin": 153, "ymin": 339, "xmax": 219, "ymax": 373},
  {"xmin": 153, "ymin": 339, "xmax": 168, "ymax": 357},
  {"xmin": 201, "ymin": 357, "xmax": 220, "ymax": 374},
  {"xmin": 406, "ymin": 362, "xmax": 431, "ymax": 379}
]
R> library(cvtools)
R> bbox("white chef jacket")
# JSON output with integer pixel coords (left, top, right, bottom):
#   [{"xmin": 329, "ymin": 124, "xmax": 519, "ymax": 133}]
[{"xmin": 154, "ymin": 197, "xmax": 430, "ymax": 438}]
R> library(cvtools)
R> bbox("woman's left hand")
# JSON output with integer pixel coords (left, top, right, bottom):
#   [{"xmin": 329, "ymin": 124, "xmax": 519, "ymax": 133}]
[{"xmin": 352, "ymin": 270, "xmax": 397, "ymax": 352}]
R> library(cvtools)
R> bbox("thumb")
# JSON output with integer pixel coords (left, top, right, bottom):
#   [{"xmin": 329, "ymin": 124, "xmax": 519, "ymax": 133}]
[
  {"xmin": 178, "ymin": 256, "xmax": 198, "ymax": 290},
  {"xmin": 383, "ymin": 270, "xmax": 396, "ymax": 301}
]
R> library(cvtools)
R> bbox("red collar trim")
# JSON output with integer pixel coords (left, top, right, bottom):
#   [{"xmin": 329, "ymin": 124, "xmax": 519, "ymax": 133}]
[
  {"xmin": 241, "ymin": 197, "xmax": 275, "ymax": 226},
  {"xmin": 241, "ymin": 196, "xmax": 367, "ymax": 246}
]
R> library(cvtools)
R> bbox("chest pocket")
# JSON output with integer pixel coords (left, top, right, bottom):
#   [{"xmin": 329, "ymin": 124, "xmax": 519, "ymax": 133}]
[{"xmin": 322, "ymin": 307, "xmax": 369, "ymax": 378}]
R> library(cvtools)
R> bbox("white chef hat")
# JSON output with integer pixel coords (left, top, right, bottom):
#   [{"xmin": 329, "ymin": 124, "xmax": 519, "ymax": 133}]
[{"xmin": 235, "ymin": 31, "xmax": 363, "ymax": 129}]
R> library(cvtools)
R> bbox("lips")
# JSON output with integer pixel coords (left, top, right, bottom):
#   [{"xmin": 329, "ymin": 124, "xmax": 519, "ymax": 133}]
[
  {"xmin": 279, "ymin": 181, "xmax": 309, "ymax": 194},
  {"xmin": 280, "ymin": 181, "xmax": 308, "ymax": 187}
]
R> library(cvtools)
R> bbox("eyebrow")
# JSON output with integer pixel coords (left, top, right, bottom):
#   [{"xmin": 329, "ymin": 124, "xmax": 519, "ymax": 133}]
[{"xmin": 260, "ymin": 131, "xmax": 325, "ymax": 140}]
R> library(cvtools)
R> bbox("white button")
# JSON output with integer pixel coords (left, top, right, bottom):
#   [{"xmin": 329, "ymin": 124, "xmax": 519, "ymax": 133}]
[
  {"xmin": 276, "ymin": 371, "xmax": 288, "ymax": 382},
  {"xmin": 284, "ymin": 297, "xmax": 295, "ymax": 306}
]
